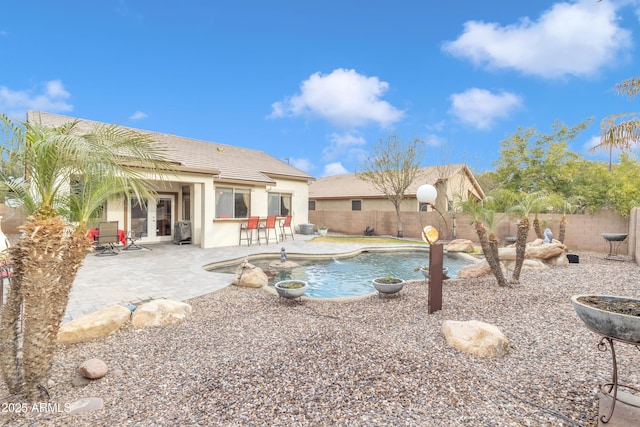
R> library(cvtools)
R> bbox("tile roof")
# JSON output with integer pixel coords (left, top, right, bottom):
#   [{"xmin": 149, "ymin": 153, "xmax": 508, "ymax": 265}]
[
  {"xmin": 309, "ymin": 164, "xmax": 484, "ymax": 198},
  {"xmin": 26, "ymin": 111, "xmax": 314, "ymax": 185}
]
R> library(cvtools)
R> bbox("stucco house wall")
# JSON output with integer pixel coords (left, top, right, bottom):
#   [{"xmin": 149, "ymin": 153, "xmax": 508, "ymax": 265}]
[{"xmin": 27, "ymin": 111, "xmax": 314, "ymax": 249}]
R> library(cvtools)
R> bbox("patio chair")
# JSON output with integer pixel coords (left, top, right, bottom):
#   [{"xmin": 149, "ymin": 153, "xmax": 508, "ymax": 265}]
[
  {"xmin": 123, "ymin": 230, "xmax": 151, "ymax": 251},
  {"xmin": 239, "ymin": 216, "xmax": 260, "ymax": 246},
  {"xmin": 258, "ymin": 215, "xmax": 279, "ymax": 245},
  {"xmin": 95, "ymin": 221, "xmax": 120, "ymax": 256},
  {"xmin": 279, "ymin": 215, "xmax": 294, "ymax": 241}
]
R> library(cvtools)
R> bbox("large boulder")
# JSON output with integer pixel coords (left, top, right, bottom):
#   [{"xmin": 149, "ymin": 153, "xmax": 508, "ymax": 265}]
[
  {"xmin": 442, "ymin": 320, "xmax": 509, "ymax": 357},
  {"xmin": 498, "ymin": 247, "xmax": 517, "ymax": 261},
  {"xmin": 446, "ymin": 239, "xmax": 475, "ymax": 253},
  {"xmin": 502, "ymin": 258, "xmax": 549, "ymax": 272},
  {"xmin": 58, "ymin": 305, "xmax": 131, "ymax": 344},
  {"xmin": 525, "ymin": 241, "xmax": 566, "ymax": 260},
  {"xmin": 456, "ymin": 260, "xmax": 493, "ymax": 279},
  {"xmin": 232, "ymin": 262, "xmax": 268, "ymax": 288},
  {"xmin": 131, "ymin": 299, "xmax": 192, "ymax": 328}
]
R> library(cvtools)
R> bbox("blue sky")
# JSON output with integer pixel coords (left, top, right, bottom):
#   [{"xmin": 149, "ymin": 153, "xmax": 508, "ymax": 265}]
[{"xmin": 2, "ymin": 0, "xmax": 640, "ymax": 177}]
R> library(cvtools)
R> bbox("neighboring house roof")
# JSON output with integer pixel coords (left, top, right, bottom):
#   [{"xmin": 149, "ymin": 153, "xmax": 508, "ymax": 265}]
[
  {"xmin": 309, "ymin": 164, "xmax": 485, "ymax": 199},
  {"xmin": 26, "ymin": 111, "xmax": 314, "ymax": 185}
]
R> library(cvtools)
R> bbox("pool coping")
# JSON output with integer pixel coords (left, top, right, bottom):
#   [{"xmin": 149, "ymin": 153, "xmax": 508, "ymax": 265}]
[{"xmin": 207, "ymin": 246, "xmax": 477, "ymax": 302}]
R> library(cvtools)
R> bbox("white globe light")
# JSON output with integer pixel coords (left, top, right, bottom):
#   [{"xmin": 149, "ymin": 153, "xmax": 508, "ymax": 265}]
[{"xmin": 416, "ymin": 184, "xmax": 437, "ymax": 204}]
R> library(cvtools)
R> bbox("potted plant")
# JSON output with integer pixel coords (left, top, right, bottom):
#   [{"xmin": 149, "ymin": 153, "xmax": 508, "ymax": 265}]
[
  {"xmin": 274, "ymin": 280, "xmax": 308, "ymax": 299},
  {"xmin": 318, "ymin": 225, "xmax": 329, "ymax": 236},
  {"xmin": 372, "ymin": 275, "xmax": 406, "ymax": 296}
]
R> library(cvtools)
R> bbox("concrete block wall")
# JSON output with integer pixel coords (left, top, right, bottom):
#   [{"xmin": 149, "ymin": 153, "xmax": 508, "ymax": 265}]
[{"xmin": 309, "ymin": 208, "xmax": 631, "ymax": 255}]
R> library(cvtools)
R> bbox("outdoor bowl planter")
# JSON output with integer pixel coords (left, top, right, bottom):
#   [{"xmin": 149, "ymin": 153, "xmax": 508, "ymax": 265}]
[
  {"xmin": 571, "ymin": 294, "xmax": 640, "ymax": 343},
  {"xmin": 419, "ymin": 267, "xmax": 449, "ymax": 280},
  {"xmin": 275, "ymin": 280, "xmax": 308, "ymax": 299},
  {"xmin": 372, "ymin": 277, "xmax": 406, "ymax": 295}
]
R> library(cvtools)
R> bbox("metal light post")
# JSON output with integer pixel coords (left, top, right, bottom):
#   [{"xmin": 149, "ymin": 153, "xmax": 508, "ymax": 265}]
[{"xmin": 417, "ymin": 184, "xmax": 443, "ymax": 314}]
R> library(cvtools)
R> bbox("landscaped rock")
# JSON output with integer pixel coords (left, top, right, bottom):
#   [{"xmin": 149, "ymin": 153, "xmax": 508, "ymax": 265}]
[
  {"xmin": 525, "ymin": 241, "xmax": 566, "ymax": 260},
  {"xmin": 77, "ymin": 358, "xmax": 109, "ymax": 379},
  {"xmin": 232, "ymin": 262, "xmax": 268, "ymax": 288},
  {"xmin": 58, "ymin": 305, "xmax": 131, "ymax": 344},
  {"xmin": 446, "ymin": 239, "xmax": 475, "ymax": 253},
  {"xmin": 269, "ymin": 260, "xmax": 300, "ymax": 269},
  {"xmin": 131, "ymin": 299, "xmax": 192, "ymax": 328},
  {"xmin": 67, "ymin": 397, "xmax": 104, "ymax": 414},
  {"xmin": 498, "ymin": 247, "xmax": 517, "ymax": 261},
  {"xmin": 456, "ymin": 260, "xmax": 493, "ymax": 279},
  {"xmin": 442, "ymin": 320, "xmax": 509, "ymax": 357},
  {"xmin": 502, "ymin": 258, "xmax": 549, "ymax": 272}
]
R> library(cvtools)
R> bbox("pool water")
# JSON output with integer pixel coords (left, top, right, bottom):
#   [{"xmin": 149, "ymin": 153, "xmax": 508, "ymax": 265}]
[{"xmin": 212, "ymin": 250, "xmax": 474, "ymax": 299}]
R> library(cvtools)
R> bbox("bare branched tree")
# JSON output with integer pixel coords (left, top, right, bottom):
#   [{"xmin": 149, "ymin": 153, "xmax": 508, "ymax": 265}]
[{"xmin": 356, "ymin": 134, "xmax": 424, "ymax": 237}]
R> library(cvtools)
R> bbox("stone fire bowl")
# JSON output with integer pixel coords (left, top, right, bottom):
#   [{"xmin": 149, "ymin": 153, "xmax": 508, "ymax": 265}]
[{"xmin": 571, "ymin": 294, "xmax": 640, "ymax": 343}]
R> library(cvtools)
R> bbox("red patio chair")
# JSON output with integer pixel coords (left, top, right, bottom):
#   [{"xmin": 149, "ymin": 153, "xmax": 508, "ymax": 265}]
[
  {"xmin": 239, "ymin": 216, "xmax": 260, "ymax": 246},
  {"xmin": 279, "ymin": 215, "xmax": 294, "ymax": 241},
  {"xmin": 258, "ymin": 215, "xmax": 279, "ymax": 244}
]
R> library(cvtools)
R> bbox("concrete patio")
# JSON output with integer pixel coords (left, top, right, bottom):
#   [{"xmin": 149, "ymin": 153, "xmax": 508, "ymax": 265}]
[{"xmin": 65, "ymin": 234, "xmax": 408, "ymax": 323}]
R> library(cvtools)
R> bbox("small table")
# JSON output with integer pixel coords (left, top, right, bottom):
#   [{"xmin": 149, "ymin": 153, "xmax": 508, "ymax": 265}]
[{"xmin": 602, "ymin": 233, "xmax": 628, "ymax": 261}]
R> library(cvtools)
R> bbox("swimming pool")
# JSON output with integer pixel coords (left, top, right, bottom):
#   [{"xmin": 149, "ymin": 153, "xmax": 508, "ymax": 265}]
[{"xmin": 209, "ymin": 250, "xmax": 476, "ymax": 299}]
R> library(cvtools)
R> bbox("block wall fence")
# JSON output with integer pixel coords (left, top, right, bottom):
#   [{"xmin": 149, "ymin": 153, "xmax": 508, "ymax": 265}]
[
  {"xmin": 2, "ymin": 204, "xmax": 639, "ymax": 264},
  {"xmin": 310, "ymin": 208, "xmax": 640, "ymax": 264}
]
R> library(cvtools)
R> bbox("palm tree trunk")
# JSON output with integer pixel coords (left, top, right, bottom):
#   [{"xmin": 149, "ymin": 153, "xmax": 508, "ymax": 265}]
[
  {"xmin": 474, "ymin": 222, "xmax": 508, "ymax": 287},
  {"xmin": 0, "ymin": 208, "xmax": 90, "ymax": 399},
  {"xmin": 533, "ymin": 215, "xmax": 543, "ymax": 239},
  {"xmin": 559, "ymin": 215, "xmax": 567, "ymax": 243},
  {"xmin": 512, "ymin": 217, "xmax": 530, "ymax": 283}
]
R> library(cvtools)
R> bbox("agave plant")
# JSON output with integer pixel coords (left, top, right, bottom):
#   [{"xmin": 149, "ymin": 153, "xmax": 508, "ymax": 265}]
[{"xmin": 0, "ymin": 113, "xmax": 173, "ymax": 399}]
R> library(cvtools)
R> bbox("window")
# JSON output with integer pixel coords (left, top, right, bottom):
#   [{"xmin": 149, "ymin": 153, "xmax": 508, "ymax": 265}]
[
  {"xmin": 351, "ymin": 200, "xmax": 362, "ymax": 211},
  {"xmin": 268, "ymin": 192, "xmax": 292, "ymax": 216},
  {"xmin": 309, "ymin": 200, "xmax": 316, "ymax": 211},
  {"xmin": 215, "ymin": 187, "xmax": 250, "ymax": 218}
]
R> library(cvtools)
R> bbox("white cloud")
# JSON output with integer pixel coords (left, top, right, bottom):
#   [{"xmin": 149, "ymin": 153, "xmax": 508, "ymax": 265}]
[
  {"xmin": 289, "ymin": 157, "xmax": 315, "ymax": 173},
  {"xmin": 322, "ymin": 131, "xmax": 367, "ymax": 162},
  {"xmin": 269, "ymin": 68, "xmax": 404, "ymax": 128},
  {"xmin": 322, "ymin": 162, "xmax": 350, "ymax": 177},
  {"xmin": 129, "ymin": 111, "xmax": 149, "ymax": 121},
  {"xmin": 449, "ymin": 88, "xmax": 523, "ymax": 130},
  {"xmin": 425, "ymin": 134, "xmax": 447, "ymax": 147},
  {"xmin": 582, "ymin": 134, "xmax": 628, "ymax": 161},
  {"xmin": 0, "ymin": 80, "xmax": 73, "ymax": 120},
  {"xmin": 442, "ymin": 0, "xmax": 632, "ymax": 78}
]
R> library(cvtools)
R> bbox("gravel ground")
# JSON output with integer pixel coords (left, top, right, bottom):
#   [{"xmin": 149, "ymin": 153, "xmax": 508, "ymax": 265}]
[{"xmin": 1, "ymin": 251, "xmax": 640, "ymax": 426}]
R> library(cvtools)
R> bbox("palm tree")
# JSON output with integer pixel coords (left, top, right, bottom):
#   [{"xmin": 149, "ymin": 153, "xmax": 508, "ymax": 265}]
[
  {"xmin": 508, "ymin": 191, "xmax": 548, "ymax": 284},
  {"xmin": 0, "ymin": 113, "xmax": 174, "ymax": 399},
  {"xmin": 547, "ymin": 194, "xmax": 583, "ymax": 244},
  {"xmin": 590, "ymin": 76, "xmax": 640, "ymax": 171},
  {"xmin": 458, "ymin": 197, "xmax": 508, "ymax": 287}
]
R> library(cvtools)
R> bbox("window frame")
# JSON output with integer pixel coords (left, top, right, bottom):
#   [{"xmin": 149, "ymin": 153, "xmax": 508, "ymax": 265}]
[
  {"xmin": 215, "ymin": 186, "xmax": 251, "ymax": 219},
  {"xmin": 268, "ymin": 192, "xmax": 292, "ymax": 216}
]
